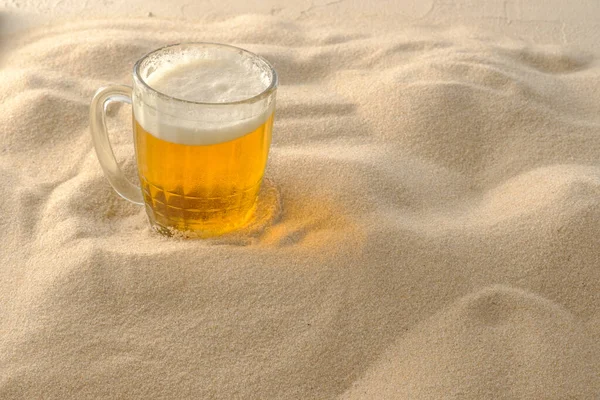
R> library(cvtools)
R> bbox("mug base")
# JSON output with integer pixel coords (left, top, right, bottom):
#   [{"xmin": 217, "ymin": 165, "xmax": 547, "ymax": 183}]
[{"xmin": 145, "ymin": 201, "xmax": 258, "ymax": 239}]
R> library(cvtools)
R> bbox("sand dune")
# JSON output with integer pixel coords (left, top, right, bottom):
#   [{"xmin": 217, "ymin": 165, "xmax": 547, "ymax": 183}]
[
  {"xmin": 343, "ymin": 285, "xmax": 598, "ymax": 399},
  {"xmin": 1, "ymin": 17, "xmax": 599, "ymax": 399}
]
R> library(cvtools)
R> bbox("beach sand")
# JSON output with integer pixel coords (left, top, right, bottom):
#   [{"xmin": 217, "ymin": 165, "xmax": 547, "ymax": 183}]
[{"xmin": 1, "ymin": 16, "xmax": 599, "ymax": 399}]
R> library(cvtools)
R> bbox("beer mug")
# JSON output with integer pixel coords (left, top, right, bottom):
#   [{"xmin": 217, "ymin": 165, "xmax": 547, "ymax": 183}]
[{"xmin": 90, "ymin": 43, "xmax": 278, "ymax": 237}]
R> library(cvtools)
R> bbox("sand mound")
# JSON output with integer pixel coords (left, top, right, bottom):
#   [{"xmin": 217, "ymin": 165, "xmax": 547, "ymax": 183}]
[
  {"xmin": 342, "ymin": 285, "xmax": 598, "ymax": 399},
  {"xmin": 1, "ymin": 18, "xmax": 598, "ymax": 399}
]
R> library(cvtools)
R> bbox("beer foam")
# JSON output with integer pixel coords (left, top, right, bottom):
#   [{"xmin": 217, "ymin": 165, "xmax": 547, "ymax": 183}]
[
  {"xmin": 133, "ymin": 54, "xmax": 274, "ymax": 146},
  {"xmin": 146, "ymin": 58, "xmax": 270, "ymax": 103}
]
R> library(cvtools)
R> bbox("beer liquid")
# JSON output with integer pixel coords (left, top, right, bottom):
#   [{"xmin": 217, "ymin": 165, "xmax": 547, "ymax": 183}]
[{"xmin": 134, "ymin": 116, "xmax": 273, "ymax": 236}]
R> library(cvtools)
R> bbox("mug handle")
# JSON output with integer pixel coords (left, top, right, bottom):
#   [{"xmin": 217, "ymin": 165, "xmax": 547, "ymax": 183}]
[{"xmin": 89, "ymin": 85, "xmax": 144, "ymax": 205}]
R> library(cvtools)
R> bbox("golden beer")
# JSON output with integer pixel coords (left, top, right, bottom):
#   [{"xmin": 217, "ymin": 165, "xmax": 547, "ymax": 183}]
[
  {"xmin": 90, "ymin": 43, "xmax": 277, "ymax": 237},
  {"xmin": 134, "ymin": 114, "xmax": 273, "ymax": 236}
]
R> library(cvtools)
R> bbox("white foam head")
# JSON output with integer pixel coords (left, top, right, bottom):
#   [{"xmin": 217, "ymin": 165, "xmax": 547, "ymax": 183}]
[
  {"xmin": 133, "ymin": 44, "xmax": 276, "ymax": 145},
  {"xmin": 147, "ymin": 58, "xmax": 269, "ymax": 103}
]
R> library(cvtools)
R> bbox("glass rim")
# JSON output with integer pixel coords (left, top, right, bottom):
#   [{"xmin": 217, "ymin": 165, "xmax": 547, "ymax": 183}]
[{"xmin": 133, "ymin": 42, "xmax": 278, "ymax": 106}]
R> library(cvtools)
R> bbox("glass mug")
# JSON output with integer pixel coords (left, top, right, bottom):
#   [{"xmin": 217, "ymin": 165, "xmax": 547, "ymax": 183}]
[{"xmin": 90, "ymin": 43, "xmax": 278, "ymax": 237}]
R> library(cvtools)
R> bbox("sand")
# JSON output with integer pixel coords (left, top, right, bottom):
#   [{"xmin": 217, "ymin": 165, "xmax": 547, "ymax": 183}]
[{"xmin": 1, "ymin": 16, "xmax": 599, "ymax": 399}]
